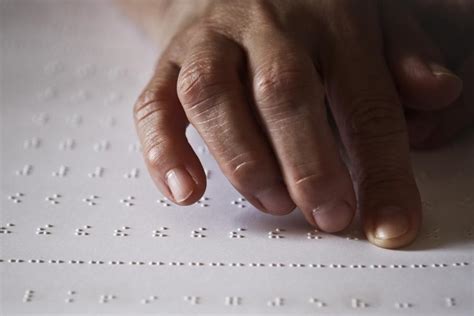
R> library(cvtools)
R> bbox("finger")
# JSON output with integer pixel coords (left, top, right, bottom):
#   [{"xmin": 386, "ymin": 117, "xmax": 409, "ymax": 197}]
[
  {"xmin": 407, "ymin": 52, "xmax": 474, "ymax": 148},
  {"xmin": 176, "ymin": 28, "xmax": 295, "ymax": 215},
  {"xmin": 245, "ymin": 31, "xmax": 356, "ymax": 233},
  {"xmin": 134, "ymin": 52, "xmax": 206, "ymax": 205},
  {"xmin": 323, "ymin": 2, "xmax": 422, "ymax": 248},
  {"xmin": 381, "ymin": 1, "xmax": 463, "ymax": 111}
]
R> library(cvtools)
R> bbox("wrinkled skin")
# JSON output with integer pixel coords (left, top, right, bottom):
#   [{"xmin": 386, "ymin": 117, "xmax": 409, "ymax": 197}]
[{"xmin": 127, "ymin": 0, "xmax": 473, "ymax": 249}]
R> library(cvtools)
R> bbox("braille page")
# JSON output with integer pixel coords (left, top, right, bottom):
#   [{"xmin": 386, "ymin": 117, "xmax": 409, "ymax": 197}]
[{"xmin": 1, "ymin": 1, "xmax": 473, "ymax": 315}]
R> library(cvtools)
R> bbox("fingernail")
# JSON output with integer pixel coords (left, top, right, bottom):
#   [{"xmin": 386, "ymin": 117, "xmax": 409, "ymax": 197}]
[
  {"xmin": 374, "ymin": 207, "xmax": 409, "ymax": 240},
  {"xmin": 255, "ymin": 184, "xmax": 295, "ymax": 215},
  {"xmin": 312, "ymin": 201, "xmax": 354, "ymax": 233},
  {"xmin": 429, "ymin": 63, "xmax": 461, "ymax": 81},
  {"xmin": 166, "ymin": 168, "xmax": 194, "ymax": 203}
]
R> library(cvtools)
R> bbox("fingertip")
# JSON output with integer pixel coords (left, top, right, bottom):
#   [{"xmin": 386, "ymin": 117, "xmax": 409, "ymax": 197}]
[
  {"xmin": 165, "ymin": 166, "xmax": 205, "ymax": 205},
  {"xmin": 396, "ymin": 59, "xmax": 463, "ymax": 111},
  {"xmin": 364, "ymin": 206, "xmax": 421, "ymax": 249},
  {"xmin": 311, "ymin": 200, "xmax": 355, "ymax": 233},
  {"xmin": 254, "ymin": 183, "xmax": 296, "ymax": 215}
]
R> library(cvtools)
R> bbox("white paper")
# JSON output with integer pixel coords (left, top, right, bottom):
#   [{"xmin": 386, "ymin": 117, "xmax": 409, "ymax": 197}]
[{"xmin": 1, "ymin": 1, "xmax": 473, "ymax": 315}]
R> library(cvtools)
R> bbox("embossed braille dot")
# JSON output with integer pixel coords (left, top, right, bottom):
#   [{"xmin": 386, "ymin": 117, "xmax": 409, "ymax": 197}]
[
  {"xmin": 123, "ymin": 168, "xmax": 139, "ymax": 179},
  {"xmin": 82, "ymin": 195, "xmax": 98, "ymax": 206},
  {"xmin": 225, "ymin": 296, "xmax": 241, "ymax": 306},
  {"xmin": 351, "ymin": 298, "xmax": 369, "ymax": 308},
  {"xmin": 267, "ymin": 297, "xmax": 284, "ymax": 307},
  {"xmin": 88, "ymin": 167, "xmax": 104, "ymax": 178},
  {"xmin": 307, "ymin": 230, "xmax": 322, "ymax": 240},
  {"xmin": 114, "ymin": 226, "xmax": 130, "ymax": 237},
  {"xmin": 120, "ymin": 196, "xmax": 135, "ymax": 207},
  {"xmin": 33, "ymin": 112, "xmax": 50, "ymax": 126},
  {"xmin": 141, "ymin": 295, "xmax": 158, "ymax": 304},
  {"xmin": 59, "ymin": 138, "xmax": 76, "ymax": 151},
  {"xmin": 268, "ymin": 228, "xmax": 285, "ymax": 239},
  {"xmin": 66, "ymin": 114, "xmax": 83, "ymax": 127},
  {"xmin": 157, "ymin": 197, "xmax": 171, "ymax": 207},
  {"xmin": 24, "ymin": 137, "xmax": 41, "ymax": 149},
  {"xmin": 445, "ymin": 297, "xmax": 456, "ymax": 307},
  {"xmin": 52, "ymin": 165, "xmax": 69, "ymax": 177},
  {"xmin": 195, "ymin": 197, "xmax": 210, "ymax": 207},
  {"xmin": 230, "ymin": 197, "xmax": 248, "ymax": 208},
  {"xmin": 309, "ymin": 298, "xmax": 326, "ymax": 308},
  {"xmin": 93, "ymin": 140, "xmax": 110, "ymax": 152},
  {"xmin": 99, "ymin": 294, "xmax": 116, "ymax": 304},
  {"xmin": 44, "ymin": 61, "xmax": 63, "ymax": 75},
  {"xmin": 0, "ymin": 223, "xmax": 14, "ymax": 234},
  {"xmin": 36, "ymin": 224, "xmax": 54, "ymax": 235},
  {"xmin": 184, "ymin": 296, "xmax": 200, "ymax": 305},
  {"xmin": 395, "ymin": 302, "xmax": 412, "ymax": 309},
  {"xmin": 191, "ymin": 227, "xmax": 207, "ymax": 238},
  {"xmin": 8, "ymin": 192, "xmax": 24, "ymax": 204},
  {"xmin": 16, "ymin": 164, "xmax": 33, "ymax": 176},
  {"xmin": 45, "ymin": 194, "xmax": 61, "ymax": 205}
]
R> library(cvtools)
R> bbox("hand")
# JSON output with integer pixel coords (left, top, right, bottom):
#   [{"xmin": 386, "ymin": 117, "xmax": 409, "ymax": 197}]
[
  {"xmin": 382, "ymin": 0, "xmax": 474, "ymax": 148},
  {"xmin": 132, "ymin": 0, "xmax": 422, "ymax": 249}
]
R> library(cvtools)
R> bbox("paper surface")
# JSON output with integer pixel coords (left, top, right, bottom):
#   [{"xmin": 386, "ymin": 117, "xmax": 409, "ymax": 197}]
[{"xmin": 1, "ymin": 1, "xmax": 473, "ymax": 315}]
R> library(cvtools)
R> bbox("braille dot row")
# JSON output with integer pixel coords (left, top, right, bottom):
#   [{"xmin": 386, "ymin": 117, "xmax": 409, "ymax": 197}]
[
  {"xmin": 16, "ymin": 290, "xmax": 461, "ymax": 308},
  {"xmin": 2, "ymin": 258, "xmax": 470, "ymax": 269}
]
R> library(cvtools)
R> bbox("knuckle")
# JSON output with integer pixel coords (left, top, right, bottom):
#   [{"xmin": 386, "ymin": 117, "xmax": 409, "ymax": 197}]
[
  {"xmin": 346, "ymin": 96, "xmax": 407, "ymax": 144},
  {"xmin": 254, "ymin": 59, "xmax": 306, "ymax": 104},
  {"xmin": 177, "ymin": 57, "xmax": 226, "ymax": 110}
]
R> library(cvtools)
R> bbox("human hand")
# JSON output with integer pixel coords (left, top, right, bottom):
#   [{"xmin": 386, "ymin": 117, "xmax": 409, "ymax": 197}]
[
  {"xmin": 382, "ymin": 0, "xmax": 474, "ymax": 148},
  {"xmin": 133, "ymin": 0, "xmax": 422, "ymax": 249}
]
